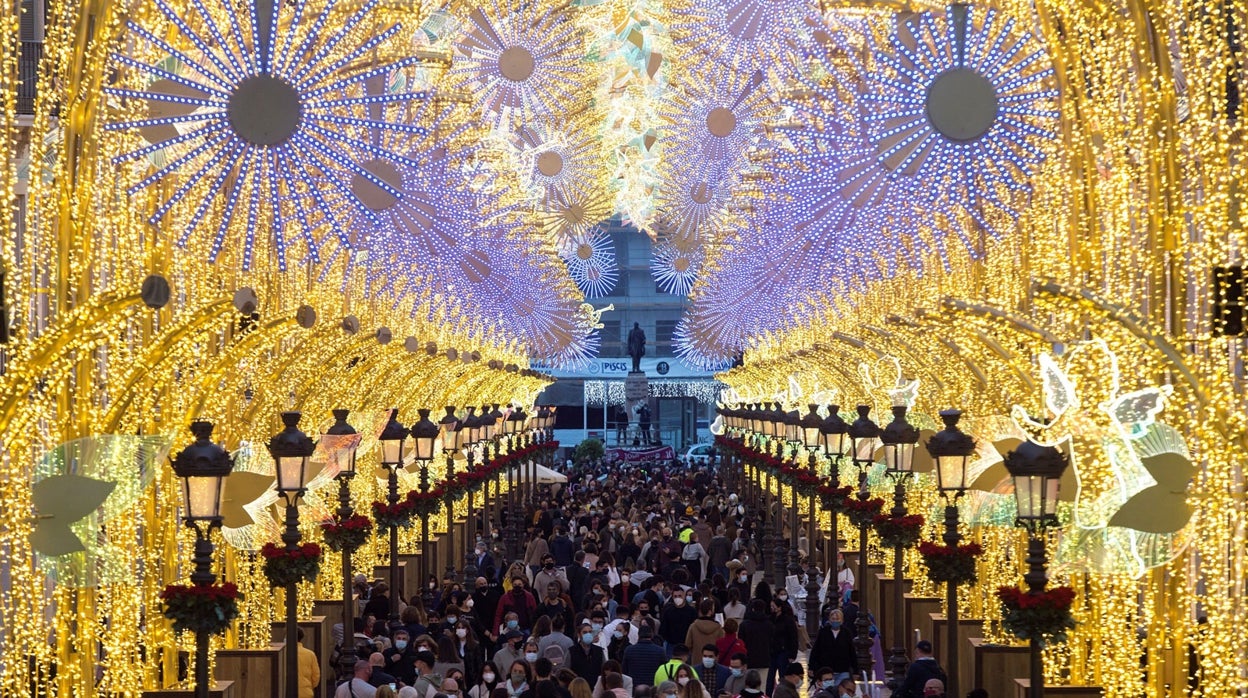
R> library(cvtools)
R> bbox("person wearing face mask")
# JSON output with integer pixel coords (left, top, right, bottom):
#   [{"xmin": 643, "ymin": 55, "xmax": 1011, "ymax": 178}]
[
  {"xmin": 921, "ymin": 678, "xmax": 945, "ymax": 698},
  {"xmin": 494, "ymin": 577, "xmax": 537, "ymax": 632},
  {"xmin": 675, "ymin": 664, "xmax": 711, "ymax": 698},
  {"xmin": 568, "ymin": 622, "xmax": 607, "ymax": 685},
  {"xmin": 537, "ymin": 581, "xmax": 574, "ymax": 631},
  {"xmin": 656, "ymin": 680, "xmax": 680, "ymax": 698},
  {"xmin": 660, "ymin": 590, "xmax": 698, "ymax": 649},
  {"xmin": 492, "ymin": 630, "xmax": 525, "ymax": 672},
  {"xmin": 612, "ymin": 569, "xmax": 637, "ymax": 605},
  {"xmin": 384, "ymin": 630, "xmax": 417, "ymax": 684},
  {"xmin": 504, "ymin": 660, "xmax": 533, "ymax": 698},
  {"xmin": 694, "ymin": 644, "xmax": 731, "ymax": 697},
  {"xmin": 770, "ymin": 663, "xmax": 803, "ymax": 698},
  {"xmin": 522, "ymin": 640, "xmax": 542, "ymax": 667},
  {"xmin": 454, "ymin": 620, "xmax": 484, "ymax": 686},
  {"xmin": 835, "ymin": 556, "xmax": 854, "ymax": 605},
  {"xmin": 722, "ymin": 654, "xmax": 747, "ymax": 697},
  {"xmin": 535, "ymin": 556, "xmax": 570, "ymax": 597},
  {"xmin": 468, "ymin": 661, "xmax": 502, "ymax": 698},
  {"xmin": 604, "ymin": 615, "xmax": 633, "ymax": 663},
  {"xmin": 809, "ymin": 668, "xmax": 838, "ymax": 698},
  {"xmin": 766, "ymin": 599, "xmax": 798, "ymax": 694},
  {"xmin": 807, "ymin": 609, "xmax": 855, "ymax": 686}
]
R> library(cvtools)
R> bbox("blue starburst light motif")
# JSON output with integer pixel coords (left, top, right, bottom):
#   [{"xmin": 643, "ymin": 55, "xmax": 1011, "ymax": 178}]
[
  {"xmin": 661, "ymin": 69, "xmax": 771, "ymax": 171},
  {"xmin": 450, "ymin": 0, "xmax": 587, "ymax": 126},
  {"xmin": 106, "ymin": 0, "xmax": 431, "ymax": 270},
  {"xmin": 862, "ymin": 4, "xmax": 1059, "ymax": 234},
  {"xmin": 670, "ymin": 0, "xmax": 818, "ymax": 75},
  {"xmin": 561, "ymin": 227, "xmax": 619, "ymax": 299},
  {"xmin": 650, "ymin": 241, "xmax": 703, "ymax": 296}
]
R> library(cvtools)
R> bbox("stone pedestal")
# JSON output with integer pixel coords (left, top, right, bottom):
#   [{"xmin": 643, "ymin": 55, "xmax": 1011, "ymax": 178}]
[
  {"xmin": 903, "ymin": 595, "xmax": 941, "ymax": 644},
  {"xmin": 969, "ymin": 638, "xmax": 1028, "ymax": 698},
  {"xmin": 143, "ymin": 680, "xmax": 235, "ymax": 698},
  {"xmin": 876, "ymin": 572, "xmax": 913, "ymax": 647},
  {"xmin": 215, "ymin": 643, "xmax": 285, "ymax": 698},
  {"xmin": 271, "ymin": 616, "xmax": 328, "ymax": 698},
  {"xmin": 398, "ymin": 554, "xmax": 422, "ymax": 602},
  {"xmin": 930, "ymin": 614, "xmax": 983, "ymax": 692}
]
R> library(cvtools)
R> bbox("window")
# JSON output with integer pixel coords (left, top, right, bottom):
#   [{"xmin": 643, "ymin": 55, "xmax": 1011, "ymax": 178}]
[
  {"xmin": 655, "ymin": 319, "xmax": 676, "ymax": 357},
  {"xmin": 600, "ymin": 319, "xmax": 621, "ymax": 357}
]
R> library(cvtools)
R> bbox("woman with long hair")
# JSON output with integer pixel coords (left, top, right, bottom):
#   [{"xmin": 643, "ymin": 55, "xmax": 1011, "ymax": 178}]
[
  {"xmin": 468, "ymin": 661, "xmax": 502, "ymax": 698},
  {"xmin": 673, "ymin": 665, "xmax": 711, "ymax": 698},
  {"xmin": 569, "ymin": 677, "xmax": 594, "ymax": 698},
  {"xmin": 457, "ymin": 618, "xmax": 485, "ymax": 686},
  {"xmin": 505, "ymin": 659, "xmax": 533, "ymax": 698}
]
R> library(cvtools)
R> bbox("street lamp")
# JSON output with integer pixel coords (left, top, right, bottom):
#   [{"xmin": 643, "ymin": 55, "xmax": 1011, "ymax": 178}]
[
  {"xmin": 878, "ymin": 405, "xmax": 919, "ymax": 689},
  {"xmin": 171, "ymin": 420, "xmax": 235, "ymax": 698},
  {"xmin": 325, "ymin": 410, "xmax": 361, "ymax": 679},
  {"xmin": 784, "ymin": 409, "xmax": 803, "ymax": 574},
  {"xmin": 1003, "ymin": 440, "xmax": 1069, "ymax": 698},
  {"xmin": 439, "ymin": 407, "xmax": 461, "ymax": 578},
  {"xmin": 925, "ymin": 409, "xmax": 976, "ymax": 698},
  {"xmin": 800, "ymin": 405, "xmax": 824, "ymax": 637},
  {"xmin": 847, "ymin": 405, "xmax": 880, "ymax": 683},
  {"xmin": 377, "ymin": 409, "xmax": 409, "ymax": 615},
  {"xmin": 820, "ymin": 405, "xmax": 849, "ymax": 573},
  {"xmin": 268, "ymin": 411, "xmax": 316, "ymax": 698},
  {"xmin": 409, "ymin": 409, "xmax": 440, "ymax": 584}
]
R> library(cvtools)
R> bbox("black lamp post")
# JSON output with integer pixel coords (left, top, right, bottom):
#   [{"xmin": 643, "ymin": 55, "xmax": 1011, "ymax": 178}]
[
  {"xmin": 268, "ymin": 412, "xmax": 316, "ymax": 698},
  {"xmin": 820, "ymin": 405, "xmax": 849, "ymax": 576},
  {"xmin": 799, "ymin": 405, "xmax": 824, "ymax": 637},
  {"xmin": 784, "ymin": 409, "xmax": 803, "ymax": 571},
  {"xmin": 409, "ymin": 409, "xmax": 440, "ymax": 586},
  {"xmin": 325, "ymin": 410, "xmax": 361, "ymax": 679},
  {"xmin": 439, "ymin": 407, "xmax": 460, "ymax": 578},
  {"xmin": 925, "ymin": 409, "xmax": 976, "ymax": 698},
  {"xmin": 1003, "ymin": 441, "xmax": 1069, "ymax": 698},
  {"xmin": 847, "ymin": 405, "xmax": 880, "ymax": 683},
  {"xmin": 878, "ymin": 405, "xmax": 919, "ymax": 689},
  {"xmin": 171, "ymin": 420, "xmax": 236, "ymax": 698},
  {"xmin": 377, "ymin": 409, "xmax": 409, "ymax": 614}
]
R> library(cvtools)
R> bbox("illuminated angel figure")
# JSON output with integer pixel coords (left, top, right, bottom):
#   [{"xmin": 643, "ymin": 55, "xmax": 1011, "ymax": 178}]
[
  {"xmin": 660, "ymin": 70, "xmax": 771, "ymax": 173},
  {"xmin": 861, "ymin": 4, "xmax": 1059, "ymax": 235},
  {"xmin": 105, "ymin": 0, "xmax": 430, "ymax": 270},
  {"xmin": 561, "ymin": 227, "xmax": 619, "ymax": 298},
  {"xmin": 450, "ymin": 0, "xmax": 588, "ymax": 126},
  {"xmin": 650, "ymin": 240, "xmax": 703, "ymax": 296},
  {"xmin": 669, "ymin": 0, "xmax": 817, "ymax": 75}
]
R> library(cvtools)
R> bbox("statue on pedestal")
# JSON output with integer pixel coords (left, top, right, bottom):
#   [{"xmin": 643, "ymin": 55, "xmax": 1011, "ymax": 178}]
[{"xmin": 627, "ymin": 322, "xmax": 646, "ymax": 373}]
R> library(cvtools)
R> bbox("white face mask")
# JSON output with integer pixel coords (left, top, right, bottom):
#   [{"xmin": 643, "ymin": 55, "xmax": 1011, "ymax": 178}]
[
  {"xmin": 483, "ymin": 674, "xmax": 496, "ymax": 683},
  {"xmin": 456, "ymin": 628, "xmax": 468, "ymax": 638},
  {"xmin": 677, "ymin": 677, "xmax": 690, "ymax": 686}
]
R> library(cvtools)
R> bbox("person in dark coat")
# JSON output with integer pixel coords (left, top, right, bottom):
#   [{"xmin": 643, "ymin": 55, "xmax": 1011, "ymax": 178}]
[
  {"xmin": 767, "ymin": 599, "xmax": 799, "ymax": 693},
  {"xmin": 567, "ymin": 551, "xmax": 590, "ymax": 611},
  {"xmin": 770, "ymin": 663, "xmax": 803, "ymax": 698},
  {"xmin": 807, "ymin": 609, "xmax": 857, "ymax": 681},
  {"xmin": 736, "ymin": 600, "xmax": 774, "ymax": 678},
  {"xmin": 550, "ymin": 528, "xmax": 576, "ymax": 568},
  {"xmin": 659, "ymin": 587, "xmax": 698, "ymax": 649},
  {"xmin": 569, "ymin": 623, "xmax": 607, "ymax": 686},
  {"xmin": 894, "ymin": 641, "xmax": 948, "ymax": 698},
  {"xmin": 622, "ymin": 623, "xmax": 668, "ymax": 688}
]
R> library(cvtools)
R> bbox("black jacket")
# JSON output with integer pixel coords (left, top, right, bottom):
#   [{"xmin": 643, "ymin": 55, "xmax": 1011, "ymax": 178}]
[
  {"xmin": 568, "ymin": 641, "xmax": 606, "ymax": 685},
  {"xmin": 736, "ymin": 610, "xmax": 774, "ymax": 667},
  {"xmin": 895, "ymin": 657, "xmax": 947, "ymax": 698},
  {"xmin": 771, "ymin": 612, "xmax": 799, "ymax": 659},
  {"xmin": 659, "ymin": 602, "xmax": 698, "ymax": 647},
  {"xmin": 566, "ymin": 563, "xmax": 589, "ymax": 611},
  {"xmin": 808, "ymin": 625, "xmax": 857, "ymax": 676}
]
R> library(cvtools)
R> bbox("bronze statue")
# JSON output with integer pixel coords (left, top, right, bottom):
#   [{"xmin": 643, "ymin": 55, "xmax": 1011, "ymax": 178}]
[{"xmin": 626, "ymin": 322, "xmax": 646, "ymax": 373}]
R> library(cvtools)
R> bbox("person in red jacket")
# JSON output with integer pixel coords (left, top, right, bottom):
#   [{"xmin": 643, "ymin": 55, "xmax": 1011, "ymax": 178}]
[
  {"xmin": 715, "ymin": 618, "xmax": 747, "ymax": 666},
  {"xmin": 495, "ymin": 576, "xmax": 538, "ymax": 632}
]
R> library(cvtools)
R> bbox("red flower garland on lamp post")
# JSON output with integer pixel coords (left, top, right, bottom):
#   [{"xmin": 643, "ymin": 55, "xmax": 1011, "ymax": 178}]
[
  {"xmin": 321, "ymin": 514, "xmax": 373, "ymax": 553},
  {"xmin": 261, "ymin": 542, "xmax": 323, "ymax": 587},
  {"xmin": 872, "ymin": 513, "xmax": 925, "ymax": 549},
  {"xmin": 996, "ymin": 585, "xmax": 1077, "ymax": 645},
  {"xmin": 916, "ymin": 541, "xmax": 982, "ymax": 585},
  {"xmin": 161, "ymin": 582, "xmax": 242, "ymax": 635}
]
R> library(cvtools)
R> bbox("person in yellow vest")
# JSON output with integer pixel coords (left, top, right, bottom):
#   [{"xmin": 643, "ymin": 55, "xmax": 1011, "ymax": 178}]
[{"xmin": 297, "ymin": 628, "xmax": 321, "ymax": 698}]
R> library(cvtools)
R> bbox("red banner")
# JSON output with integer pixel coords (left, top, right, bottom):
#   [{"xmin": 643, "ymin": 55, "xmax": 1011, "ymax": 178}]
[{"xmin": 606, "ymin": 446, "xmax": 675, "ymax": 462}]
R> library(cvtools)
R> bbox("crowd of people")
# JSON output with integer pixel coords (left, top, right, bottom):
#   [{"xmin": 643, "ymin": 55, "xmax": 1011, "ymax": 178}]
[{"xmin": 328, "ymin": 456, "xmax": 974, "ymax": 698}]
